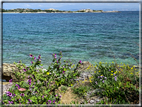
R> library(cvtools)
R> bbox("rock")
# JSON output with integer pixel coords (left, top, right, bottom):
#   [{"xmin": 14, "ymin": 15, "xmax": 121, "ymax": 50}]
[
  {"xmin": 2, "ymin": 63, "xmax": 29, "ymax": 82},
  {"xmin": 77, "ymin": 61, "xmax": 94, "ymax": 72}
]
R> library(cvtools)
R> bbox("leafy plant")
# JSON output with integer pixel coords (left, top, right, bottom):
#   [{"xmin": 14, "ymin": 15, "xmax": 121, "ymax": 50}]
[{"xmin": 1, "ymin": 52, "xmax": 81, "ymax": 105}]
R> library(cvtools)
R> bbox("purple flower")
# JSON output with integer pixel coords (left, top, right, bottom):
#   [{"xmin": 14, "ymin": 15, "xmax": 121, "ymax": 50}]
[
  {"xmin": 23, "ymin": 68, "xmax": 26, "ymax": 72},
  {"xmin": 13, "ymin": 94, "xmax": 16, "ymax": 96},
  {"xmin": 15, "ymin": 84, "xmax": 20, "ymax": 89},
  {"xmin": 9, "ymin": 79, "xmax": 12, "ymax": 83},
  {"xmin": 38, "ymin": 55, "xmax": 41, "ymax": 59},
  {"xmin": 31, "ymin": 61, "xmax": 33, "ymax": 64},
  {"xmin": 105, "ymin": 77, "xmax": 107, "ymax": 79},
  {"xmin": 29, "ymin": 54, "xmax": 33, "ymax": 57},
  {"xmin": 63, "ymin": 66, "xmax": 65, "ymax": 68},
  {"xmin": 98, "ymin": 76, "xmax": 100, "ymax": 78},
  {"xmin": 55, "ymin": 94, "xmax": 58, "ymax": 97},
  {"xmin": 79, "ymin": 60, "xmax": 82, "ymax": 64},
  {"xmin": 109, "ymin": 69, "xmax": 111, "ymax": 71},
  {"xmin": 28, "ymin": 99, "xmax": 32, "ymax": 103},
  {"xmin": 48, "ymin": 100, "xmax": 51, "ymax": 104},
  {"xmin": 18, "ymin": 61, "xmax": 21, "ymax": 63},
  {"xmin": 95, "ymin": 81, "xmax": 98, "ymax": 84},
  {"xmin": 20, "ymin": 93, "xmax": 24, "ymax": 96},
  {"xmin": 42, "ymin": 95, "xmax": 44, "ymax": 98},
  {"xmin": 34, "ymin": 57, "xmax": 36, "ymax": 60},
  {"xmin": 102, "ymin": 80, "xmax": 104, "ymax": 83},
  {"xmin": 57, "ymin": 60, "xmax": 58, "ymax": 63},
  {"xmin": 8, "ymin": 101, "xmax": 13, "ymax": 104},
  {"xmin": 53, "ymin": 100, "xmax": 56, "ymax": 103},
  {"xmin": 114, "ymin": 76, "xmax": 117, "ymax": 81},
  {"xmin": 63, "ymin": 71, "xmax": 65, "ymax": 74},
  {"xmin": 28, "ymin": 78, "xmax": 32, "ymax": 83},
  {"xmin": 6, "ymin": 91, "xmax": 12, "ymax": 97}
]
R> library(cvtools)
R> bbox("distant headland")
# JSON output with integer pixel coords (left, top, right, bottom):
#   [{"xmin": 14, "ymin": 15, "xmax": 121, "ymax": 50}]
[{"xmin": 2, "ymin": 8, "xmax": 120, "ymax": 13}]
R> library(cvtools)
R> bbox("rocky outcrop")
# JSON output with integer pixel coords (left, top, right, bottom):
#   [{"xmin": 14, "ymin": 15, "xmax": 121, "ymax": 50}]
[{"xmin": 2, "ymin": 63, "xmax": 29, "ymax": 82}]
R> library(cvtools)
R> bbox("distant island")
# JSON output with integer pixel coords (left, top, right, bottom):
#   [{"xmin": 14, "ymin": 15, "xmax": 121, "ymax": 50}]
[{"xmin": 2, "ymin": 8, "xmax": 120, "ymax": 13}]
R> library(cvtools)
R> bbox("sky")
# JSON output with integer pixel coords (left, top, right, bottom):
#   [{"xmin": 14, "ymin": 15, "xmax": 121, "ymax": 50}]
[{"xmin": 2, "ymin": 3, "xmax": 139, "ymax": 11}]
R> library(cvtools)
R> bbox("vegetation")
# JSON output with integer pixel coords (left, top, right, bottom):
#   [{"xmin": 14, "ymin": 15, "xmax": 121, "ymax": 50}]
[
  {"xmin": 0, "ymin": 51, "xmax": 140, "ymax": 106},
  {"xmin": 2, "ymin": 8, "xmax": 104, "ymax": 13}
]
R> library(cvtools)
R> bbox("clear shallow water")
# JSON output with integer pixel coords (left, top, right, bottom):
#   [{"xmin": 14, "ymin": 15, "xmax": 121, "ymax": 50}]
[{"xmin": 3, "ymin": 11, "xmax": 139, "ymax": 69}]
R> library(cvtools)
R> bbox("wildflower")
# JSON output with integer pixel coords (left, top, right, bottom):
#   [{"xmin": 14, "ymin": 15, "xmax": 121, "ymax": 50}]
[
  {"xmin": 18, "ymin": 88, "xmax": 26, "ymax": 92},
  {"xmin": 28, "ymin": 78, "xmax": 32, "ymax": 83},
  {"xmin": 111, "ymin": 71, "xmax": 113, "ymax": 72},
  {"xmin": 130, "ymin": 73, "xmax": 133, "ymax": 75},
  {"xmin": 18, "ymin": 61, "xmax": 21, "ymax": 63},
  {"xmin": 34, "ymin": 57, "xmax": 36, "ymax": 60},
  {"xmin": 95, "ymin": 81, "xmax": 98, "ymax": 84},
  {"xmin": 100, "ymin": 75, "xmax": 103, "ymax": 78},
  {"xmin": 94, "ymin": 71, "xmax": 96, "ymax": 73},
  {"xmin": 8, "ymin": 101, "xmax": 13, "ymax": 104},
  {"xmin": 111, "ymin": 74, "xmax": 113, "ymax": 76},
  {"xmin": 79, "ymin": 60, "xmax": 82, "ymax": 64},
  {"xmin": 109, "ymin": 69, "xmax": 111, "ymax": 71},
  {"xmin": 131, "ymin": 67, "xmax": 133, "ymax": 70},
  {"xmin": 55, "ymin": 94, "xmax": 58, "ymax": 97},
  {"xmin": 63, "ymin": 71, "xmax": 65, "ymax": 74},
  {"xmin": 105, "ymin": 77, "xmax": 107, "ymax": 79},
  {"xmin": 16, "ymin": 84, "xmax": 20, "ymax": 89},
  {"xmin": 114, "ymin": 76, "xmax": 117, "ymax": 81},
  {"xmin": 28, "ymin": 99, "xmax": 32, "ymax": 103},
  {"xmin": 31, "ymin": 61, "xmax": 33, "ymax": 64},
  {"xmin": 29, "ymin": 54, "xmax": 33, "ymax": 57},
  {"xmin": 20, "ymin": 93, "xmax": 24, "ymax": 96},
  {"xmin": 9, "ymin": 79, "xmax": 12, "ymax": 83},
  {"xmin": 102, "ymin": 80, "xmax": 104, "ymax": 83},
  {"xmin": 23, "ymin": 68, "xmax": 27, "ymax": 72},
  {"xmin": 98, "ymin": 76, "xmax": 100, "ymax": 78},
  {"xmin": 71, "ymin": 84, "xmax": 73, "ymax": 86},
  {"xmin": 42, "ymin": 95, "xmax": 44, "ymax": 98},
  {"xmin": 63, "ymin": 66, "xmax": 65, "ymax": 68},
  {"xmin": 53, "ymin": 100, "xmax": 56, "ymax": 103},
  {"xmin": 99, "ymin": 71, "xmax": 100, "ymax": 72},
  {"xmin": 46, "ymin": 72, "xmax": 50, "ymax": 75},
  {"xmin": 6, "ymin": 91, "xmax": 12, "ymax": 97},
  {"xmin": 90, "ymin": 80, "xmax": 92, "ymax": 83},
  {"xmin": 48, "ymin": 100, "xmax": 51, "ymax": 104},
  {"xmin": 38, "ymin": 55, "xmax": 41, "ymax": 59}
]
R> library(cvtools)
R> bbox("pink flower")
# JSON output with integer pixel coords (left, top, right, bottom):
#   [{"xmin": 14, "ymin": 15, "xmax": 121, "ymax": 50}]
[
  {"xmin": 9, "ymin": 79, "xmax": 12, "ymax": 83},
  {"xmin": 34, "ymin": 57, "xmax": 36, "ymax": 60},
  {"xmin": 29, "ymin": 54, "xmax": 33, "ymax": 57},
  {"xmin": 79, "ymin": 60, "xmax": 82, "ymax": 64},
  {"xmin": 18, "ymin": 88, "xmax": 26, "ymax": 92},
  {"xmin": 63, "ymin": 71, "xmax": 65, "ymax": 74},
  {"xmin": 31, "ymin": 61, "xmax": 33, "ymax": 64},
  {"xmin": 23, "ymin": 68, "xmax": 26, "ymax": 72}
]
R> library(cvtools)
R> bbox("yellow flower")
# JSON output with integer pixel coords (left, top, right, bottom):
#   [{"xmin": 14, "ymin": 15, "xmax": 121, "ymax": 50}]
[
  {"xmin": 119, "ymin": 71, "xmax": 121, "ymax": 73},
  {"xmin": 46, "ymin": 72, "xmax": 50, "ymax": 75},
  {"xmin": 111, "ymin": 71, "xmax": 113, "ymax": 72},
  {"xmin": 82, "ymin": 81, "xmax": 84, "ymax": 83},
  {"xmin": 130, "ymin": 73, "xmax": 133, "ymax": 75},
  {"xmin": 112, "ymin": 62, "xmax": 114, "ymax": 63},
  {"xmin": 89, "ymin": 80, "xmax": 92, "ymax": 83},
  {"xmin": 131, "ymin": 67, "xmax": 133, "ymax": 70},
  {"xmin": 95, "ymin": 66, "xmax": 97, "ymax": 68},
  {"xmin": 111, "ymin": 74, "xmax": 113, "ymax": 76},
  {"xmin": 99, "ymin": 71, "xmax": 100, "ymax": 72},
  {"xmin": 71, "ymin": 84, "xmax": 73, "ymax": 86},
  {"xmin": 72, "ymin": 71, "xmax": 74, "ymax": 72},
  {"xmin": 101, "ymin": 75, "xmax": 103, "ymax": 76},
  {"xmin": 94, "ymin": 71, "xmax": 96, "ymax": 73}
]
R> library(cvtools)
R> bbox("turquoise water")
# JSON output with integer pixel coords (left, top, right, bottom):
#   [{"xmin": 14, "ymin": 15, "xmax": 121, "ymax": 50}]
[{"xmin": 3, "ymin": 11, "xmax": 139, "ymax": 69}]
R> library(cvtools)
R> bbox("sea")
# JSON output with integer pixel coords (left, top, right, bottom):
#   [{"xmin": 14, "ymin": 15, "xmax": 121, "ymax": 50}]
[{"xmin": 2, "ymin": 11, "xmax": 139, "ymax": 70}]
